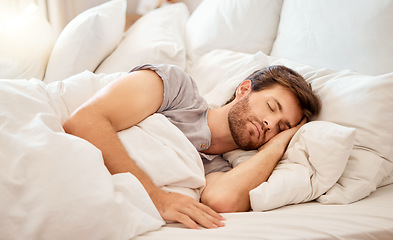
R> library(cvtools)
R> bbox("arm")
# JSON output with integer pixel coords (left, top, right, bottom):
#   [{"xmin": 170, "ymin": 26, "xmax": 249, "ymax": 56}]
[
  {"xmin": 63, "ymin": 70, "xmax": 224, "ymax": 229},
  {"xmin": 201, "ymin": 120, "xmax": 305, "ymax": 213}
]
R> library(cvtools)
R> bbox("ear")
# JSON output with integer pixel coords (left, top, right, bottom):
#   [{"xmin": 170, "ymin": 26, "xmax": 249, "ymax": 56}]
[{"xmin": 235, "ymin": 80, "xmax": 252, "ymax": 100}]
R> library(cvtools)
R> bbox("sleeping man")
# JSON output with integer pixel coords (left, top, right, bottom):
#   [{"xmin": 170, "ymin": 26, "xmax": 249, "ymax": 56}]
[{"xmin": 63, "ymin": 64, "xmax": 321, "ymax": 229}]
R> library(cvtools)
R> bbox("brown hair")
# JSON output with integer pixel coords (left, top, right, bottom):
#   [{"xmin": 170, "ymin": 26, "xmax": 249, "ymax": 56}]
[{"xmin": 226, "ymin": 65, "xmax": 321, "ymax": 120}]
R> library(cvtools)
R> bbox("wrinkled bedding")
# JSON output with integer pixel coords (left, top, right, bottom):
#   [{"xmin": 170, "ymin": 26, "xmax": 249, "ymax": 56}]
[{"xmin": 0, "ymin": 72, "xmax": 205, "ymax": 239}]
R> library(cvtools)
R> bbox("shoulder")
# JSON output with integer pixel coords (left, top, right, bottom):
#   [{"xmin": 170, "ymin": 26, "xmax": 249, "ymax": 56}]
[
  {"xmin": 131, "ymin": 64, "xmax": 204, "ymax": 111},
  {"xmin": 130, "ymin": 64, "xmax": 191, "ymax": 83}
]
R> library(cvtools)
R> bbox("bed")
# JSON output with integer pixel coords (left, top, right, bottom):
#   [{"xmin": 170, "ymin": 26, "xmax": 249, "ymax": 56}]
[{"xmin": 1, "ymin": 0, "xmax": 393, "ymax": 239}]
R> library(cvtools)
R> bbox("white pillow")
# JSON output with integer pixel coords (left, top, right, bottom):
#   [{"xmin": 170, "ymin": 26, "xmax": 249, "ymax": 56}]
[
  {"xmin": 95, "ymin": 3, "xmax": 189, "ymax": 74},
  {"xmin": 0, "ymin": 3, "xmax": 55, "ymax": 79},
  {"xmin": 44, "ymin": 0, "xmax": 126, "ymax": 83},
  {"xmin": 247, "ymin": 121, "xmax": 355, "ymax": 211},
  {"xmin": 185, "ymin": 0, "xmax": 283, "ymax": 62},
  {"xmin": 270, "ymin": 58, "xmax": 393, "ymax": 204},
  {"xmin": 271, "ymin": 0, "xmax": 393, "ymax": 75}
]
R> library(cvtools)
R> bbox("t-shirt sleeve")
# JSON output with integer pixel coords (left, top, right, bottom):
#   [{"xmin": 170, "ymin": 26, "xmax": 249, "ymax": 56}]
[
  {"xmin": 201, "ymin": 153, "xmax": 232, "ymax": 175},
  {"xmin": 129, "ymin": 64, "xmax": 203, "ymax": 112}
]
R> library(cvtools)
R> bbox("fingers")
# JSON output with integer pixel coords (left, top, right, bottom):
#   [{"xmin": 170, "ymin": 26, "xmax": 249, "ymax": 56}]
[
  {"xmin": 172, "ymin": 212, "xmax": 199, "ymax": 229},
  {"xmin": 155, "ymin": 192, "xmax": 225, "ymax": 229},
  {"xmin": 196, "ymin": 201, "xmax": 226, "ymax": 221},
  {"xmin": 183, "ymin": 202, "xmax": 226, "ymax": 229}
]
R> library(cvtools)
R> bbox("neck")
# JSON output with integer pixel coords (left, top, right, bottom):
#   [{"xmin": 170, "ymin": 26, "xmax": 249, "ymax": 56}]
[{"xmin": 203, "ymin": 104, "xmax": 239, "ymax": 155}]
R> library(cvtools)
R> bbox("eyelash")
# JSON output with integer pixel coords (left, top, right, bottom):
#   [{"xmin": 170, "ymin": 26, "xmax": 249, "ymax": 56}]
[{"xmin": 268, "ymin": 102, "xmax": 274, "ymax": 112}]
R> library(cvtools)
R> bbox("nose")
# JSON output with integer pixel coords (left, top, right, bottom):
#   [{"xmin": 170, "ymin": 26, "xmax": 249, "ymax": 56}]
[
  {"xmin": 264, "ymin": 116, "xmax": 280, "ymax": 131},
  {"xmin": 264, "ymin": 121, "xmax": 270, "ymax": 131}
]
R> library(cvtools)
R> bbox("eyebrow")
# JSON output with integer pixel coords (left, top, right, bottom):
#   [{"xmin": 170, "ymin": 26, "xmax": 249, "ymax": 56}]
[{"xmin": 273, "ymin": 98, "xmax": 292, "ymax": 128}]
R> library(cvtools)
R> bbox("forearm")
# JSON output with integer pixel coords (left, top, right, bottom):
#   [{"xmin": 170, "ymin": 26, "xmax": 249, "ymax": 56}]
[
  {"xmin": 202, "ymin": 120, "xmax": 305, "ymax": 213},
  {"xmin": 224, "ymin": 141, "xmax": 285, "ymax": 190},
  {"xmin": 63, "ymin": 111, "xmax": 160, "ymax": 196},
  {"xmin": 201, "ymin": 140, "xmax": 286, "ymax": 212}
]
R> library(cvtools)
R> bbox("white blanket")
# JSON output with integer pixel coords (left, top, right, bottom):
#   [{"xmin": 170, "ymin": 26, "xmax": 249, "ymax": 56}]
[
  {"xmin": 118, "ymin": 114, "xmax": 205, "ymax": 200},
  {"xmin": 0, "ymin": 72, "xmax": 205, "ymax": 239}
]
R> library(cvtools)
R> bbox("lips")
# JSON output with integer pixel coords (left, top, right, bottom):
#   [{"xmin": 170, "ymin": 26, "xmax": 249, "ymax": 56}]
[{"xmin": 251, "ymin": 121, "xmax": 262, "ymax": 139}]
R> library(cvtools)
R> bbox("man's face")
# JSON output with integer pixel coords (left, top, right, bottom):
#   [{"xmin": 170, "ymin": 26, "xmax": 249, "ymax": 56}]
[{"xmin": 228, "ymin": 84, "xmax": 303, "ymax": 150}]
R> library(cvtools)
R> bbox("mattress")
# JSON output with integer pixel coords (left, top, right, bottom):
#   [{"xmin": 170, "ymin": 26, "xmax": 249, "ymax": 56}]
[{"xmin": 135, "ymin": 184, "xmax": 393, "ymax": 239}]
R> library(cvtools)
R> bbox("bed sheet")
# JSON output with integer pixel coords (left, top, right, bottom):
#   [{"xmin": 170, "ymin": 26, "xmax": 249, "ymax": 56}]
[{"xmin": 135, "ymin": 183, "xmax": 393, "ymax": 240}]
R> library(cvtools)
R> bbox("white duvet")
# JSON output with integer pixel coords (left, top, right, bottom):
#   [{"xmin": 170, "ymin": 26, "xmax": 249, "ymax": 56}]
[
  {"xmin": 0, "ymin": 71, "xmax": 355, "ymax": 238},
  {"xmin": 0, "ymin": 71, "xmax": 204, "ymax": 239}
]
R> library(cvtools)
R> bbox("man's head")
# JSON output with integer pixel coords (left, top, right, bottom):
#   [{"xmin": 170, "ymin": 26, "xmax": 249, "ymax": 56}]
[{"xmin": 226, "ymin": 65, "xmax": 321, "ymax": 150}]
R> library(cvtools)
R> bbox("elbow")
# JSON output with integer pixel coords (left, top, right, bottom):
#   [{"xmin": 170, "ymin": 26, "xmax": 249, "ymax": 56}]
[
  {"xmin": 63, "ymin": 110, "xmax": 90, "ymax": 135},
  {"xmin": 63, "ymin": 116, "xmax": 77, "ymax": 134},
  {"xmin": 206, "ymin": 198, "xmax": 240, "ymax": 213},
  {"xmin": 201, "ymin": 189, "xmax": 250, "ymax": 213}
]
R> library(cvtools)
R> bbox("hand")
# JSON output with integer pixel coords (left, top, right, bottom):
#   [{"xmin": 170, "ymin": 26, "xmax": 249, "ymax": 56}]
[
  {"xmin": 258, "ymin": 118, "xmax": 307, "ymax": 152},
  {"xmin": 151, "ymin": 189, "xmax": 226, "ymax": 229}
]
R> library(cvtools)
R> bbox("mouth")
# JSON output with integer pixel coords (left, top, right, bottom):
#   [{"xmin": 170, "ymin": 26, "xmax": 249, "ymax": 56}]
[{"xmin": 251, "ymin": 121, "xmax": 261, "ymax": 139}]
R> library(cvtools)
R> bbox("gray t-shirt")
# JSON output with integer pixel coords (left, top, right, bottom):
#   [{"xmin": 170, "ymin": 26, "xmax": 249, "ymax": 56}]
[{"xmin": 130, "ymin": 64, "xmax": 232, "ymax": 174}]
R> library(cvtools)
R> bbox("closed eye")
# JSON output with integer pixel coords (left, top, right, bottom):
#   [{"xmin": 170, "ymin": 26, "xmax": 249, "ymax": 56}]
[{"xmin": 267, "ymin": 102, "xmax": 274, "ymax": 112}]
